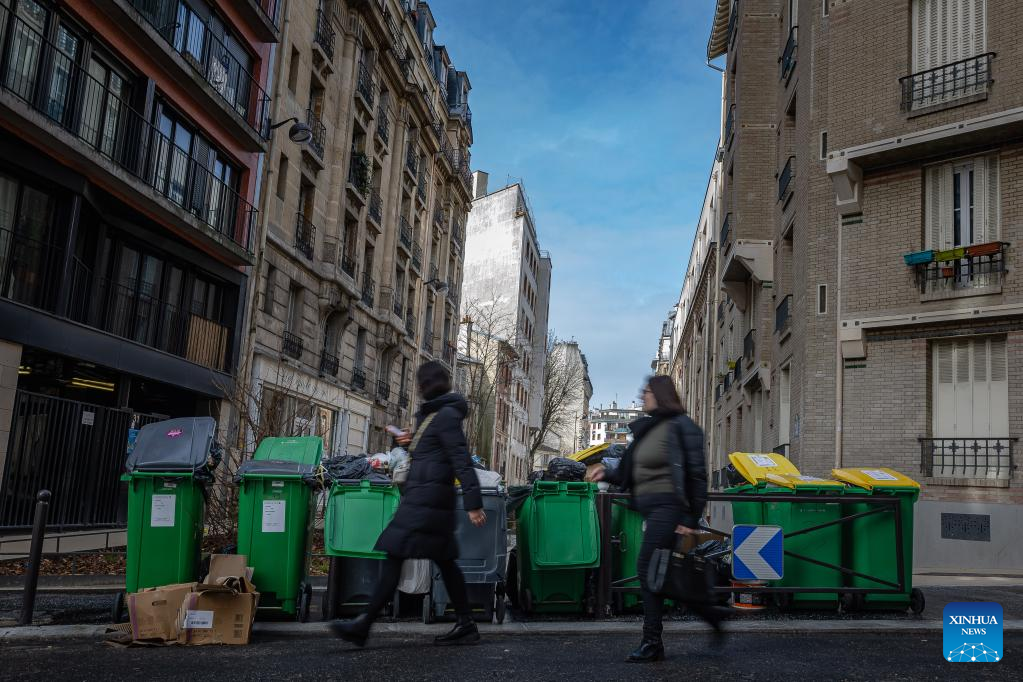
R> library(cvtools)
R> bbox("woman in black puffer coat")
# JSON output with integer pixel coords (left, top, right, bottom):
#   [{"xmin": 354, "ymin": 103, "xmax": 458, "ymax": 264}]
[{"xmin": 331, "ymin": 361, "xmax": 485, "ymax": 648}]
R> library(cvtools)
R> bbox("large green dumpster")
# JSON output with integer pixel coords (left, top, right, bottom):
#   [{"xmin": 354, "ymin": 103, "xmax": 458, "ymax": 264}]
[
  {"xmin": 324, "ymin": 480, "xmax": 400, "ymax": 558},
  {"xmin": 831, "ymin": 467, "xmax": 923, "ymax": 612},
  {"xmin": 236, "ymin": 436, "xmax": 323, "ymax": 621},
  {"xmin": 512, "ymin": 481, "xmax": 599, "ymax": 614}
]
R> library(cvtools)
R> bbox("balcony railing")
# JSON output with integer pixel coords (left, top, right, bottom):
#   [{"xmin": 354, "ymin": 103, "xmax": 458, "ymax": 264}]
[
  {"xmin": 0, "ymin": 226, "xmax": 64, "ymax": 314},
  {"xmin": 306, "ymin": 107, "xmax": 326, "ymax": 158},
  {"xmin": 451, "ymin": 223, "xmax": 463, "ymax": 250},
  {"xmin": 295, "ymin": 213, "xmax": 316, "ymax": 260},
  {"xmin": 776, "ymin": 294, "xmax": 792, "ymax": 335},
  {"xmin": 377, "ymin": 380, "xmax": 391, "ymax": 401},
  {"xmin": 376, "ymin": 106, "xmax": 391, "ymax": 144},
  {"xmin": 405, "ymin": 311, "xmax": 416, "ymax": 336},
  {"xmin": 352, "ymin": 367, "xmax": 367, "ymax": 390},
  {"xmin": 919, "ymin": 437, "xmax": 1016, "ymax": 480},
  {"xmin": 725, "ymin": 104, "xmax": 735, "ymax": 145},
  {"xmin": 314, "ymin": 8, "xmax": 336, "ymax": 61},
  {"xmin": 127, "ymin": 0, "xmax": 271, "ymax": 139},
  {"xmin": 743, "ymin": 329, "xmax": 755, "ymax": 361},
  {"xmin": 369, "ymin": 189, "xmax": 383, "ymax": 225},
  {"xmin": 733, "ymin": 357, "xmax": 743, "ymax": 383},
  {"xmin": 398, "ymin": 390, "xmax": 410, "ymax": 408},
  {"xmin": 340, "ymin": 254, "xmax": 357, "ymax": 279},
  {"xmin": 257, "ymin": 0, "xmax": 281, "ymax": 28},
  {"xmin": 320, "ymin": 351, "xmax": 339, "ymax": 377},
  {"xmin": 720, "ymin": 213, "xmax": 731, "ymax": 245},
  {"xmin": 361, "ymin": 273, "xmax": 375, "ymax": 307},
  {"xmin": 406, "ymin": 143, "xmax": 419, "ymax": 176},
  {"xmin": 282, "ymin": 331, "xmax": 303, "ymax": 359},
  {"xmin": 422, "ymin": 333, "xmax": 434, "ymax": 355},
  {"xmin": 0, "ymin": 7, "xmax": 257, "ymax": 254},
  {"xmin": 780, "ymin": 25, "xmax": 797, "ymax": 81},
  {"xmin": 393, "ymin": 294, "xmax": 405, "ymax": 317},
  {"xmin": 912, "ymin": 243, "xmax": 1007, "ymax": 300},
  {"xmin": 723, "ymin": 371, "xmax": 732, "ymax": 392},
  {"xmin": 356, "ymin": 60, "xmax": 375, "ymax": 107},
  {"xmin": 417, "ymin": 171, "xmax": 428, "ymax": 203},
  {"xmin": 399, "ymin": 217, "xmax": 413, "ymax": 251},
  {"xmin": 900, "ymin": 53, "xmax": 994, "ymax": 113},
  {"xmin": 348, "ymin": 151, "xmax": 371, "ymax": 196},
  {"xmin": 717, "ymin": 300, "xmax": 725, "ymax": 323},
  {"xmin": 778, "ymin": 156, "xmax": 795, "ymax": 202},
  {"xmin": 412, "ymin": 243, "xmax": 423, "ymax": 271},
  {"xmin": 434, "ymin": 206, "xmax": 447, "ymax": 227},
  {"xmin": 442, "ymin": 343, "xmax": 456, "ymax": 365}
]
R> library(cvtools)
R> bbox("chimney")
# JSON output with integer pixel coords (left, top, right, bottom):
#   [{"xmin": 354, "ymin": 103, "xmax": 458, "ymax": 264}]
[{"xmin": 472, "ymin": 171, "xmax": 489, "ymax": 200}]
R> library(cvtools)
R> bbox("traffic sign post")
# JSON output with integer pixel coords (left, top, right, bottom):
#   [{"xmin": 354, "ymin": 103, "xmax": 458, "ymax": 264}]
[{"xmin": 732, "ymin": 525, "xmax": 784, "ymax": 581}]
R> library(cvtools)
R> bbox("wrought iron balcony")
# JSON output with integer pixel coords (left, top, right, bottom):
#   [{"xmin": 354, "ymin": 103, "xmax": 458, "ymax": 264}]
[
  {"xmin": 780, "ymin": 25, "xmax": 797, "ymax": 81},
  {"xmin": 369, "ymin": 189, "xmax": 383, "ymax": 225},
  {"xmin": 126, "ymin": 0, "xmax": 272, "ymax": 140},
  {"xmin": 393, "ymin": 294, "xmax": 405, "ymax": 317},
  {"xmin": 733, "ymin": 357, "xmax": 743, "ymax": 383},
  {"xmin": 405, "ymin": 311, "xmax": 416, "ymax": 336},
  {"xmin": 442, "ymin": 343, "xmax": 456, "ymax": 365},
  {"xmin": 257, "ymin": 0, "xmax": 281, "ymax": 28},
  {"xmin": 377, "ymin": 380, "xmax": 391, "ymax": 401},
  {"xmin": 305, "ymin": 107, "xmax": 326, "ymax": 159},
  {"xmin": 725, "ymin": 104, "xmax": 735, "ymax": 145},
  {"xmin": 422, "ymin": 333, "xmax": 434, "ymax": 355},
  {"xmin": 743, "ymin": 329, "xmax": 755, "ymax": 361},
  {"xmin": 320, "ymin": 351, "xmax": 339, "ymax": 377},
  {"xmin": 376, "ymin": 106, "xmax": 391, "ymax": 144},
  {"xmin": 776, "ymin": 294, "xmax": 792, "ymax": 335},
  {"xmin": 356, "ymin": 60, "xmax": 375, "ymax": 107},
  {"xmin": 352, "ymin": 367, "xmax": 367, "ymax": 390},
  {"xmin": 361, "ymin": 273, "xmax": 375, "ymax": 307},
  {"xmin": 399, "ymin": 217, "xmax": 413, "ymax": 252},
  {"xmin": 294, "ymin": 213, "xmax": 316, "ymax": 260},
  {"xmin": 412, "ymin": 243, "xmax": 423, "ymax": 271},
  {"xmin": 348, "ymin": 151, "xmax": 371, "ymax": 196},
  {"xmin": 282, "ymin": 331, "xmax": 303, "ymax": 359},
  {"xmin": 398, "ymin": 390, "xmax": 410, "ymax": 408},
  {"xmin": 913, "ymin": 243, "xmax": 1008, "ymax": 301},
  {"xmin": 340, "ymin": 254, "xmax": 357, "ymax": 279},
  {"xmin": 417, "ymin": 171, "xmax": 428, "ymax": 203},
  {"xmin": 315, "ymin": 8, "xmax": 336, "ymax": 62},
  {"xmin": 901, "ymin": 53, "xmax": 994, "ymax": 113},
  {"xmin": 919, "ymin": 437, "xmax": 1016, "ymax": 479},
  {"xmin": 778, "ymin": 156, "xmax": 795, "ymax": 202},
  {"xmin": 720, "ymin": 213, "xmax": 731, "ymax": 245},
  {"xmin": 405, "ymin": 143, "xmax": 419, "ymax": 176}
]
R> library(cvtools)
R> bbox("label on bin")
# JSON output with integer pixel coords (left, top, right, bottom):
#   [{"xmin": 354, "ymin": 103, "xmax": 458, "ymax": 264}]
[
  {"xmin": 262, "ymin": 500, "xmax": 286, "ymax": 533},
  {"xmin": 750, "ymin": 455, "xmax": 777, "ymax": 467},
  {"xmin": 863, "ymin": 469, "xmax": 897, "ymax": 481},
  {"xmin": 183, "ymin": 610, "xmax": 214, "ymax": 629},
  {"xmin": 150, "ymin": 495, "xmax": 176, "ymax": 528}
]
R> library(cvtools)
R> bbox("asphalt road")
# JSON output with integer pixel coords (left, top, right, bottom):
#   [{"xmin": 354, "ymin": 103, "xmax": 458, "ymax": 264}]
[{"xmin": 2, "ymin": 633, "xmax": 1020, "ymax": 681}]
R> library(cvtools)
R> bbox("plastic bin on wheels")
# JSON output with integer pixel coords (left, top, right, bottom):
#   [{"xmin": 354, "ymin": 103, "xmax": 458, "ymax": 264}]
[
  {"xmin": 235, "ymin": 436, "xmax": 323, "ymax": 621},
  {"xmin": 116, "ymin": 417, "xmax": 221, "ymax": 621},
  {"xmin": 322, "ymin": 480, "xmax": 400, "ymax": 619},
  {"xmin": 508, "ymin": 481, "xmax": 599, "ymax": 615},
  {"xmin": 425, "ymin": 487, "xmax": 508, "ymax": 623},
  {"xmin": 726, "ymin": 452, "xmax": 846, "ymax": 610},
  {"xmin": 831, "ymin": 467, "xmax": 923, "ymax": 613}
]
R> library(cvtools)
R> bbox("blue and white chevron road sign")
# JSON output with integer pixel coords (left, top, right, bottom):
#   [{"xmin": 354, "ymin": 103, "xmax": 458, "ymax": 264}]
[{"xmin": 732, "ymin": 525, "xmax": 784, "ymax": 581}]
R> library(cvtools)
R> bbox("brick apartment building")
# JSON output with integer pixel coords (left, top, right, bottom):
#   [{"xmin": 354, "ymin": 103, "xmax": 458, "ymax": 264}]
[
  {"xmin": 659, "ymin": 0, "xmax": 1022, "ymax": 570},
  {"xmin": 0, "ymin": 0, "xmax": 279, "ymax": 535}
]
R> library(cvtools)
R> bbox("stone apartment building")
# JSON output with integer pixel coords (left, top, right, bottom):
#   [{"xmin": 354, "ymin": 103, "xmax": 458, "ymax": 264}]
[
  {"xmin": 661, "ymin": 0, "xmax": 1022, "ymax": 570},
  {"xmin": 248, "ymin": 0, "xmax": 474, "ymax": 456},
  {"xmin": 460, "ymin": 174, "xmax": 551, "ymax": 484},
  {"xmin": 548, "ymin": 340, "xmax": 593, "ymax": 457},
  {"xmin": 0, "ymin": 0, "xmax": 278, "ymax": 539},
  {"xmin": 589, "ymin": 401, "xmax": 644, "ymax": 447}
]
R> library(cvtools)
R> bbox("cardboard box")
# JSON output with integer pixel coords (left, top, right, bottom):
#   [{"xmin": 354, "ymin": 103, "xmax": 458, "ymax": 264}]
[
  {"xmin": 127, "ymin": 583, "xmax": 197, "ymax": 642},
  {"xmin": 175, "ymin": 554, "xmax": 259, "ymax": 646}
]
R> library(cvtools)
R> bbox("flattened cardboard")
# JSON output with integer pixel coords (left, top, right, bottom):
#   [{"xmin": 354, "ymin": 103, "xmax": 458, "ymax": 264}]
[
  {"xmin": 176, "ymin": 588, "xmax": 259, "ymax": 646},
  {"xmin": 127, "ymin": 583, "xmax": 196, "ymax": 642}
]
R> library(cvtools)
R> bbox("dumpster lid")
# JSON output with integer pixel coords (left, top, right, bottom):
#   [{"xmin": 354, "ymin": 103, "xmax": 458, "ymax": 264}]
[
  {"xmin": 727, "ymin": 452, "xmax": 800, "ymax": 484},
  {"xmin": 236, "ymin": 459, "xmax": 317, "ymax": 479},
  {"xmin": 252, "ymin": 436, "xmax": 323, "ymax": 467},
  {"xmin": 764, "ymin": 473, "xmax": 845, "ymax": 489},
  {"xmin": 831, "ymin": 467, "xmax": 920, "ymax": 490},
  {"xmin": 567, "ymin": 443, "xmax": 609, "ymax": 465},
  {"xmin": 126, "ymin": 418, "xmax": 217, "ymax": 473}
]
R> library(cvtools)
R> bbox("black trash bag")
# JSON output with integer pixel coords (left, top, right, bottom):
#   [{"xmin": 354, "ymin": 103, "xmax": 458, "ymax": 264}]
[
  {"xmin": 506, "ymin": 485, "xmax": 533, "ymax": 516},
  {"xmin": 604, "ymin": 444, "xmax": 626, "ymax": 460},
  {"xmin": 527, "ymin": 469, "xmax": 544, "ymax": 483},
  {"xmin": 601, "ymin": 456, "xmax": 621, "ymax": 480},
  {"xmin": 723, "ymin": 463, "xmax": 746, "ymax": 487},
  {"xmin": 319, "ymin": 454, "xmax": 373, "ymax": 483},
  {"xmin": 544, "ymin": 457, "xmax": 585, "ymax": 481}
]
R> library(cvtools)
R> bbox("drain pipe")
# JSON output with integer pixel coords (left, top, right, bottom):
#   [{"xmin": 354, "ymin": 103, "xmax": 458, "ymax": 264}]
[{"xmin": 835, "ymin": 216, "xmax": 844, "ymax": 469}]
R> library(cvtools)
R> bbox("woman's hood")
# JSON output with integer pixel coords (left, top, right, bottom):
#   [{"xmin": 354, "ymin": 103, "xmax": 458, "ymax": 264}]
[{"xmin": 420, "ymin": 392, "xmax": 468, "ymax": 418}]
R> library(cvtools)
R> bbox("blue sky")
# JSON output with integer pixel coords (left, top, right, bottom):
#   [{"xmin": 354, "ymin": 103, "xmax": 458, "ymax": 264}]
[{"xmin": 434, "ymin": 1, "xmax": 723, "ymax": 407}]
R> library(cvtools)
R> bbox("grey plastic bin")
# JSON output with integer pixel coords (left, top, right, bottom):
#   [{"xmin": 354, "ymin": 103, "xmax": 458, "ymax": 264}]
[
  {"xmin": 125, "ymin": 417, "xmax": 219, "ymax": 475},
  {"xmin": 425, "ymin": 488, "xmax": 508, "ymax": 623}
]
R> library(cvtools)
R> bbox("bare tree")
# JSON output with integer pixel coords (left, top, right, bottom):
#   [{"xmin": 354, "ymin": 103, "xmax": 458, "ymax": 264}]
[{"xmin": 529, "ymin": 334, "xmax": 586, "ymax": 468}]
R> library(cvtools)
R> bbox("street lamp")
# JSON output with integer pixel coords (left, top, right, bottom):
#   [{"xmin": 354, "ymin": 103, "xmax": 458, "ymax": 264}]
[{"xmin": 267, "ymin": 116, "xmax": 313, "ymax": 144}]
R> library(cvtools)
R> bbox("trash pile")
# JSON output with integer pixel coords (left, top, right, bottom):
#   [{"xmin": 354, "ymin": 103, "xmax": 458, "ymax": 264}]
[{"xmin": 310, "ymin": 448, "xmax": 503, "ymax": 489}]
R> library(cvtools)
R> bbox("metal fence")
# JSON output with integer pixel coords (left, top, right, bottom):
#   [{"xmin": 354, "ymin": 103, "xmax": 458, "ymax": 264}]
[
  {"xmin": 919, "ymin": 437, "xmax": 1016, "ymax": 479},
  {"xmin": 900, "ymin": 52, "xmax": 994, "ymax": 112}
]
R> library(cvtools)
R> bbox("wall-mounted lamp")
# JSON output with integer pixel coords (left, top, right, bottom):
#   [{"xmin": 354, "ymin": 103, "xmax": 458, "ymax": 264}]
[
  {"xmin": 425, "ymin": 279, "xmax": 449, "ymax": 293},
  {"xmin": 268, "ymin": 117, "xmax": 313, "ymax": 144}
]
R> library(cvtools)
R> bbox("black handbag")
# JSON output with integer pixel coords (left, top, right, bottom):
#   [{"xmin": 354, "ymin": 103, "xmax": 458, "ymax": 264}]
[{"xmin": 646, "ymin": 534, "xmax": 712, "ymax": 604}]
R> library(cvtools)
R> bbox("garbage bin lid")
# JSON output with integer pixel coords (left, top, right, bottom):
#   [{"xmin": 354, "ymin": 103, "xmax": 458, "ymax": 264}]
[
  {"xmin": 831, "ymin": 467, "xmax": 920, "ymax": 490},
  {"xmin": 237, "ymin": 459, "xmax": 317, "ymax": 479},
  {"xmin": 126, "ymin": 417, "xmax": 217, "ymax": 473},
  {"xmin": 567, "ymin": 443, "xmax": 609, "ymax": 465},
  {"xmin": 765, "ymin": 473, "xmax": 846, "ymax": 490},
  {"xmin": 252, "ymin": 436, "xmax": 323, "ymax": 467},
  {"xmin": 728, "ymin": 452, "xmax": 800, "ymax": 485}
]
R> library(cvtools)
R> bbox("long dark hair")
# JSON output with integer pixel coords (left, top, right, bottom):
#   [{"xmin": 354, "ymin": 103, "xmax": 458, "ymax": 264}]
[
  {"xmin": 646, "ymin": 375, "xmax": 685, "ymax": 415},
  {"xmin": 417, "ymin": 360, "xmax": 451, "ymax": 401}
]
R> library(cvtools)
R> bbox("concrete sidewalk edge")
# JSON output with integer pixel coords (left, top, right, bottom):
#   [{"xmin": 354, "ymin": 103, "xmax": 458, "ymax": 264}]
[{"xmin": 4, "ymin": 620, "xmax": 1023, "ymax": 643}]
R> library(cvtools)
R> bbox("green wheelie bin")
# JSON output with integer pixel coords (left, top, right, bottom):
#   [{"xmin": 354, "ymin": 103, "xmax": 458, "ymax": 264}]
[
  {"xmin": 117, "ymin": 417, "xmax": 221, "ymax": 621},
  {"xmin": 510, "ymin": 481, "xmax": 600, "ymax": 614},
  {"xmin": 236, "ymin": 436, "xmax": 324, "ymax": 621},
  {"xmin": 831, "ymin": 467, "xmax": 923, "ymax": 613}
]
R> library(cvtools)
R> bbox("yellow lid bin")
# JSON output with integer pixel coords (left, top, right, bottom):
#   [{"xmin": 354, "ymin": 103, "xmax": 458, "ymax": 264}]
[
  {"xmin": 830, "ymin": 467, "xmax": 920, "ymax": 490},
  {"xmin": 727, "ymin": 452, "xmax": 801, "ymax": 485},
  {"xmin": 764, "ymin": 473, "xmax": 846, "ymax": 490},
  {"xmin": 568, "ymin": 443, "xmax": 611, "ymax": 465}
]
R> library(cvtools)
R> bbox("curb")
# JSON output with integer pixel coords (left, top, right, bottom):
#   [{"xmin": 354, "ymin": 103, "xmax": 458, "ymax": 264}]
[{"xmin": 5, "ymin": 620, "xmax": 1023, "ymax": 643}]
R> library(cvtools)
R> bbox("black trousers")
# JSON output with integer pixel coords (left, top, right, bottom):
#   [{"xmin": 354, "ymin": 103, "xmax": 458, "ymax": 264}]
[
  {"xmin": 362, "ymin": 556, "xmax": 471, "ymax": 622},
  {"xmin": 635, "ymin": 494, "xmax": 683, "ymax": 640}
]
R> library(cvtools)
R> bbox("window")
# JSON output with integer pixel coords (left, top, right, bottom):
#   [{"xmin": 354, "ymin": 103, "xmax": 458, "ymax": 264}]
[
  {"xmin": 778, "ymin": 365, "xmax": 791, "ymax": 446},
  {"xmin": 262, "ymin": 264, "xmax": 276, "ymax": 314},
  {"xmin": 287, "ymin": 283, "xmax": 302, "ymax": 332},
  {"xmin": 913, "ymin": 0, "xmax": 986, "ymax": 74},
  {"xmin": 81, "ymin": 57, "xmax": 130, "ymax": 159},
  {"xmin": 931, "ymin": 337, "xmax": 1009, "ymax": 478},
  {"xmin": 822, "ymin": 0, "xmax": 829, "ymax": 17},
  {"xmin": 288, "ymin": 46, "xmax": 300, "ymax": 93},
  {"xmin": 276, "ymin": 155, "xmax": 289, "ymax": 200},
  {"xmin": 355, "ymin": 327, "xmax": 367, "ymax": 370},
  {"xmin": 817, "ymin": 284, "xmax": 827, "ymax": 315},
  {"xmin": 819, "ymin": 130, "xmax": 828, "ymax": 161},
  {"xmin": 925, "ymin": 154, "xmax": 999, "ymax": 249}
]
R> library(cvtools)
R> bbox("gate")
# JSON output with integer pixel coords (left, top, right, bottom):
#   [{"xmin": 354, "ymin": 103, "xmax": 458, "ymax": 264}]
[{"xmin": 0, "ymin": 391, "xmax": 161, "ymax": 530}]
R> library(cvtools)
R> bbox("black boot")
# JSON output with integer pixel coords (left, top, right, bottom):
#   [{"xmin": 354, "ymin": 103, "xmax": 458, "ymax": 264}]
[
  {"xmin": 329, "ymin": 614, "xmax": 371, "ymax": 647},
  {"xmin": 433, "ymin": 615, "xmax": 480, "ymax": 646},
  {"xmin": 626, "ymin": 638, "xmax": 665, "ymax": 663}
]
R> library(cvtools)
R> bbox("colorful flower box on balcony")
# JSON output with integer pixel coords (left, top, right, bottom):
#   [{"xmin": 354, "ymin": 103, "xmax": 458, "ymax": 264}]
[
  {"xmin": 727, "ymin": 360, "xmax": 737, "ymax": 370},
  {"xmin": 940, "ymin": 266, "xmax": 955, "ymax": 278},
  {"xmin": 903, "ymin": 250, "xmax": 934, "ymax": 266},
  {"xmin": 935, "ymin": 247, "xmax": 966, "ymax": 262},
  {"xmin": 965, "ymin": 241, "xmax": 1003, "ymax": 258}
]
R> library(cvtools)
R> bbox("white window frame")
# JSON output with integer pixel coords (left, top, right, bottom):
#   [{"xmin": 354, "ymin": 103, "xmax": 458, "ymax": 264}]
[{"xmin": 816, "ymin": 283, "xmax": 827, "ymax": 315}]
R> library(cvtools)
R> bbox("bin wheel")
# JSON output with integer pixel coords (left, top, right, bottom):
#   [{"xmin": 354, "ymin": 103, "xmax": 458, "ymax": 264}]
[
  {"xmin": 321, "ymin": 591, "xmax": 333, "ymax": 622},
  {"xmin": 773, "ymin": 592, "xmax": 793, "ymax": 612},
  {"xmin": 910, "ymin": 588, "xmax": 925, "ymax": 615},
  {"xmin": 495, "ymin": 593, "xmax": 506, "ymax": 624},
  {"xmin": 422, "ymin": 594, "xmax": 435, "ymax": 624},
  {"xmin": 522, "ymin": 588, "xmax": 534, "ymax": 614},
  {"xmin": 111, "ymin": 591, "xmax": 126, "ymax": 624},
  {"xmin": 297, "ymin": 583, "xmax": 312, "ymax": 623},
  {"xmin": 506, "ymin": 551, "xmax": 519, "ymax": 608},
  {"xmin": 840, "ymin": 593, "xmax": 861, "ymax": 613}
]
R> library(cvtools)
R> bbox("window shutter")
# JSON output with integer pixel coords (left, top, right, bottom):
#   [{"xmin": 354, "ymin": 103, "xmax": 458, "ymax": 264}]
[
  {"xmin": 985, "ymin": 154, "xmax": 999, "ymax": 240},
  {"xmin": 973, "ymin": 156, "xmax": 988, "ymax": 245},
  {"xmin": 969, "ymin": 0, "xmax": 987, "ymax": 56},
  {"xmin": 925, "ymin": 165, "xmax": 954, "ymax": 249}
]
